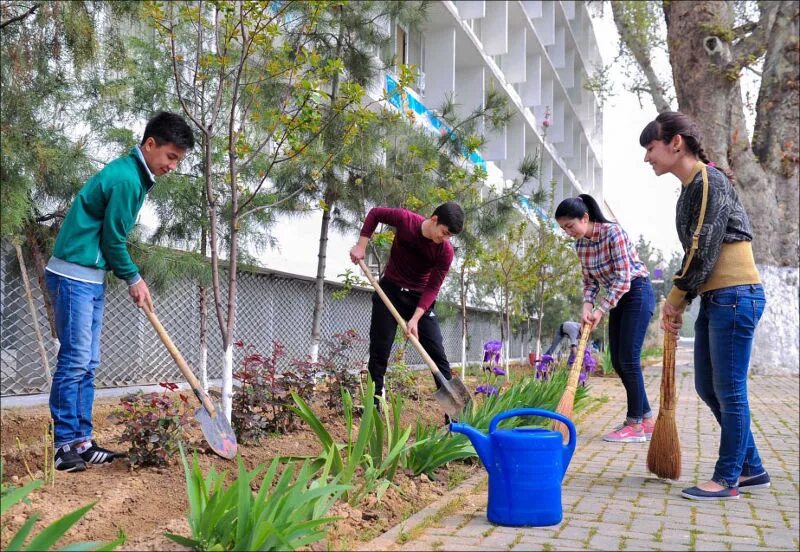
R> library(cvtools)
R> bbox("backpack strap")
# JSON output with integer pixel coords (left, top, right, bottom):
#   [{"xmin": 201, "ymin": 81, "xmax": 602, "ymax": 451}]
[{"xmin": 674, "ymin": 164, "xmax": 709, "ymax": 280}]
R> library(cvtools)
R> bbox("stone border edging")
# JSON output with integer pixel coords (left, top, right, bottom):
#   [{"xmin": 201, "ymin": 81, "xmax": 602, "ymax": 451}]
[{"xmin": 359, "ymin": 471, "xmax": 488, "ymax": 551}]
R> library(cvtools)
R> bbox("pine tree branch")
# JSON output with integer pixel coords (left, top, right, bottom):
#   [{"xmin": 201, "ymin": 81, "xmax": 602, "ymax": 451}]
[{"xmin": 1, "ymin": 3, "xmax": 40, "ymax": 29}]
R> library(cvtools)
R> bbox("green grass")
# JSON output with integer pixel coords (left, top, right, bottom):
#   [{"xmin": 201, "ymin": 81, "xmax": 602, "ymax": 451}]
[
  {"xmin": 446, "ymin": 463, "xmax": 471, "ymax": 490},
  {"xmin": 394, "ymin": 494, "xmax": 468, "ymax": 544}
]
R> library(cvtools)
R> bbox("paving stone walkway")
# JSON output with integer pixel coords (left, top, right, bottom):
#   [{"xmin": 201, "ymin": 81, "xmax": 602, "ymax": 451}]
[{"xmin": 363, "ymin": 342, "xmax": 800, "ymax": 551}]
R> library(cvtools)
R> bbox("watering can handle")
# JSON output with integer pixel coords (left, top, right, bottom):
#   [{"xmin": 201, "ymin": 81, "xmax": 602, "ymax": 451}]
[{"xmin": 489, "ymin": 408, "xmax": 577, "ymax": 464}]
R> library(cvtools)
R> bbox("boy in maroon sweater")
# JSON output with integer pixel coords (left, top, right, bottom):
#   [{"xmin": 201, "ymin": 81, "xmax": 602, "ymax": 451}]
[{"xmin": 350, "ymin": 202, "xmax": 465, "ymax": 411}]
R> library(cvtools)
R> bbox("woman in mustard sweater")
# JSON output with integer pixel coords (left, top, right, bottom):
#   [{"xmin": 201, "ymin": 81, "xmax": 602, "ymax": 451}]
[{"xmin": 640, "ymin": 111, "xmax": 768, "ymax": 501}]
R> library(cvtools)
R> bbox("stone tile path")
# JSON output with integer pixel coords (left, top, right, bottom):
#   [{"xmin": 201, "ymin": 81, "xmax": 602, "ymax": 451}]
[{"xmin": 363, "ymin": 343, "xmax": 800, "ymax": 551}]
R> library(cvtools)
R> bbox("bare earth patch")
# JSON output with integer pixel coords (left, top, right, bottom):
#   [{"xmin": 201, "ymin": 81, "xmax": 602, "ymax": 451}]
[{"xmin": 0, "ymin": 386, "xmax": 478, "ymax": 551}]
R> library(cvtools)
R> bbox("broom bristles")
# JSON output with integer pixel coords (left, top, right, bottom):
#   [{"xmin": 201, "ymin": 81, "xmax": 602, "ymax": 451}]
[
  {"xmin": 646, "ymin": 409, "xmax": 681, "ymax": 479},
  {"xmin": 646, "ymin": 329, "xmax": 681, "ymax": 480}
]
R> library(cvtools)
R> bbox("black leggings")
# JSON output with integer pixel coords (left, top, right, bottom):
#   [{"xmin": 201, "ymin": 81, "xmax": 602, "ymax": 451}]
[{"xmin": 367, "ymin": 278, "xmax": 452, "ymax": 397}]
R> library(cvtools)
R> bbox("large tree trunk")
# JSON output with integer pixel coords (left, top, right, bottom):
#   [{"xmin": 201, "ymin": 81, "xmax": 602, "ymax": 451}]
[
  {"xmin": 663, "ymin": 1, "xmax": 799, "ymax": 374},
  {"xmin": 611, "ymin": 1, "xmax": 799, "ymax": 374}
]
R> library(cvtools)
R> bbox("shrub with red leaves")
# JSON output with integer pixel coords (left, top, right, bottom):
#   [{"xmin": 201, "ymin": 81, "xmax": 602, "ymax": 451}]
[{"xmin": 114, "ymin": 384, "xmax": 191, "ymax": 467}]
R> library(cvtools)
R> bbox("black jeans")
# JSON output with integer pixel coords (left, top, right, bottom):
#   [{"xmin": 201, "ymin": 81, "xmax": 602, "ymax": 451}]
[
  {"xmin": 607, "ymin": 277, "xmax": 655, "ymax": 423},
  {"xmin": 368, "ymin": 278, "xmax": 452, "ymax": 398}
]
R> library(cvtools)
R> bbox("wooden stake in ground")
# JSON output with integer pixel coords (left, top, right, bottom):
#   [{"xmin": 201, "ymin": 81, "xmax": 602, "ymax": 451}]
[
  {"xmin": 553, "ymin": 322, "xmax": 592, "ymax": 441},
  {"xmin": 15, "ymin": 243, "xmax": 52, "ymax": 385},
  {"xmin": 647, "ymin": 327, "xmax": 681, "ymax": 479}
]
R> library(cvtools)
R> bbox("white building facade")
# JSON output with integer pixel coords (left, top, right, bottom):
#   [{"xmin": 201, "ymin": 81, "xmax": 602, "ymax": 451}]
[{"xmin": 264, "ymin": 1, "xmax": 605, "ymax": 279}]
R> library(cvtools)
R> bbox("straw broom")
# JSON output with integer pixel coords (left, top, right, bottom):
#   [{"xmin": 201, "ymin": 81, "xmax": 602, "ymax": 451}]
[
  {"xmin": 646, "ymin": 326, "xmax": 681, "ymax": 479},
  {"xmin": 553, "ymin": 323, "xmax": 592, "ymax": 441}
]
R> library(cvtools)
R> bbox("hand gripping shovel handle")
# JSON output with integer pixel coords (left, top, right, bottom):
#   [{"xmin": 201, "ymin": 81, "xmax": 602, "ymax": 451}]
[
  {"xmin": 358, "ymin": 260, "xmax": 447, "ymax": 385},
  {"xmin": 142, "ymin": 304, "xmax": 218, "ymax": 417}
]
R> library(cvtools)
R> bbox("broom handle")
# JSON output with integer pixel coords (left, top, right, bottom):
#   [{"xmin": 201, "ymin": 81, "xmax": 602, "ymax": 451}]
[
  {"xmin": 564, "ymin": 323, "xmax": 592, "ymax": 392},
  {"xmin": 660, "ymin": 323, "xmax": 678, "ymax": 410}
]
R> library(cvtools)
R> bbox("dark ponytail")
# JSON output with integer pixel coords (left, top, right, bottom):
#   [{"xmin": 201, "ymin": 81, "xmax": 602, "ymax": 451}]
[
  {"xmin": 554, "ymin": 194, "xmax": 612, "ymax": 223},
  {"xmin": 639, "ymin": 111, "xmax": 735, "ymax": 182}
]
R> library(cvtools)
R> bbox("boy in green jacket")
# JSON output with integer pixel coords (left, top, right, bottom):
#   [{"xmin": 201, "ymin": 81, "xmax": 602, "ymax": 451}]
[{"xmin": 45, "ymin": 112, "xmax": 194, "ymax": 472}]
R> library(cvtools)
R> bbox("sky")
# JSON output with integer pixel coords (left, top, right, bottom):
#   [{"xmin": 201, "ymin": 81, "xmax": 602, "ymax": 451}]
[{"xmin": 589, "ymin": 8, "xmax": 683, "ymax": 260}]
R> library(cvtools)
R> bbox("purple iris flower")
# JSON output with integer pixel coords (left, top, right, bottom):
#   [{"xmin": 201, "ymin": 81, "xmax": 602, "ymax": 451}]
[
  {"xmin": 534, "ymin": 354, "xmax": 555, "ymax": 380},
  {"xmin": 475, "ymin": 384, "xmax": 499, "ymax": 397},
  {"xmin": 492, "ymin": 366, "xmax": 506, "ymax": 376}
]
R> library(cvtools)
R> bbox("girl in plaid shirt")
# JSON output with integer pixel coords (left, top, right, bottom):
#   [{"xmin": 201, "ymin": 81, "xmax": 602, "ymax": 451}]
[{"xmin": 555, "ymin": 194, "xmax": 656, "ymax": 443}]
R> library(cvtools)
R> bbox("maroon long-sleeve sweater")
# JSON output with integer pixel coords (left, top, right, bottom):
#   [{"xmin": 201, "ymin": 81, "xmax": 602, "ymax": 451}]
[{"xmin": 360, "ymin": 207, "xmax": 454, "ymax": 312}]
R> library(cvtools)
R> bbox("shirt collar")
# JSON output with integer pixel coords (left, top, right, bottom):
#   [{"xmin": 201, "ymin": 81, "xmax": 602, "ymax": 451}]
[
  {"xmin": 133, "ymin": 145, "xmax": 156, "ymax": 184},
  {"xmin": 682, "ymin": 160, "xmax": 706, "ymax": 187}
]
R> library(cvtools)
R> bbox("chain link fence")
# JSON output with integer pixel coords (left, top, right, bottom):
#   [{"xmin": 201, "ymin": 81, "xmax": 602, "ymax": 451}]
[{"xmin": 1, "ymin": 241, "xmax": 528, "ymax": 396}]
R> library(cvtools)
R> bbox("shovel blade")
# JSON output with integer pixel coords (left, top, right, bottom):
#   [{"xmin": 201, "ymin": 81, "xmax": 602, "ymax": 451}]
[
  {"xmin": 434, "ymin": 377, "xmax": 472, "ymax": 419},
  {"xmin": 194, "ymin": 402, "xmax": 238, "ymax": 459}
]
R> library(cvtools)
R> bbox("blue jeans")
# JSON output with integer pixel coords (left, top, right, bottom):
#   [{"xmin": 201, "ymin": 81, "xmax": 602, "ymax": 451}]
[
  {"xmin": 45, "ymin": 271, "xmax": 105, "ymax": 448},
  {"xmin": 608, "ymin": 277, "xmax": 655, "ymax": 423},
  {"xmin": 695, "ymin": 284, "xmax": 766, "ymax": 487}
]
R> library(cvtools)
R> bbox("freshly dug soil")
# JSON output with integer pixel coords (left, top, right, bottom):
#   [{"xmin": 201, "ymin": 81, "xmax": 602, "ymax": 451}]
[{"xmin": 0, "ymin": 384, "xmax": 478, "ymax": 551}]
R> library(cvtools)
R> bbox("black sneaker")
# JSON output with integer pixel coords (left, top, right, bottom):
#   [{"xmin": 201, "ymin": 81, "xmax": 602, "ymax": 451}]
[
  {"xmin": 78, "ymin": 441, "xmax": 125, "ymax": 465},
  {"xmin": 739, "ymin": 472, "xmax": 770, "ymax": 492},
  {"xmin": 54, "ymin": 444, "xmax": 87, "ymax": 472}
]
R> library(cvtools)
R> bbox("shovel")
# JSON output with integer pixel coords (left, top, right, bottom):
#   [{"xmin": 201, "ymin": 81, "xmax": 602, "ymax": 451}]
[
  {"xmin": 358, "ymin": 260, "xmax": 472, "ymax": 419},
  {"xmin": 143, "ymin": 305, "xmax": 237, "ymax": 460}
]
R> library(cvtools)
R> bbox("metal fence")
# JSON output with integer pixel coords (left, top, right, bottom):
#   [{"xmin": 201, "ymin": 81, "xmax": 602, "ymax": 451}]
[{"xmin": 1, "ymin": 242, "xmax": 527, "ymax": 396}]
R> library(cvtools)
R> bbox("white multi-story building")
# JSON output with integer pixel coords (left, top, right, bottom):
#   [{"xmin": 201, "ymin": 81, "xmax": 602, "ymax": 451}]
[
  {"xmin": 264, "ymin": 1, "xmax": 605, "ymax": 279},
  {"xmin": 385, "ymin": 0, "xmax": 603, "ymax": 207}
]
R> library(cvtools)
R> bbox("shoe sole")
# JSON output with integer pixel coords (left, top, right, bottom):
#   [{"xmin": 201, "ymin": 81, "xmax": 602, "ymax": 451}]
[
  {"xmin": 56, "ymin": 463, "xmax": 87, "ymax": 472},
  {"xmin": 681, "ymin": 491, "xmax": 739, "ymax": 501},
  {"xmin": 739, "ymin": 482, "xmax": 771, "ymax": 492},
  {"xmin": 603, "ymin": 436, "xmax": 646, "ymax": 443}
]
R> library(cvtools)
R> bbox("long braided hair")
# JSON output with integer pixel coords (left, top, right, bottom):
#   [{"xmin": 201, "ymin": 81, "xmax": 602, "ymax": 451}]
[{"xmin": 639, "ymin": 111, "xmax": 735, "ymax": 182}]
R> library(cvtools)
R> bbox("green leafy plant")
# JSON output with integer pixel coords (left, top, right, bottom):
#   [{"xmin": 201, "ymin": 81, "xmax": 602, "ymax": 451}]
[
  {"xmin": 385, "ymin": 339, "xmax": 420, "ymax": 400},
  {"xmin": 0, "ymin": 460, "xmax": 125, "ymax": 551},
  {"xmin": 114, "ymin": 383, "xmax": 191, "ymax": 467},
  {"xmin": 232, "ymin": 340, "xmax": 316, "ymax": 441},
  {"xmin": 166, "ymin": 447, "xmax": 347, "ymax": 551},
  {"xmin": 599, "ymin": 348, "xmax": 615, "ymax": 376},
  {"xmin": 289, "ymin": 378, "xmax": 411, "ymax": 505},
  {"xmin": 403, "ymin": 423, "xmax": 476, "ymax": 478},
  {"xmin": 290, "ymin": 330, "xmax": 364, "ymax": 413}
]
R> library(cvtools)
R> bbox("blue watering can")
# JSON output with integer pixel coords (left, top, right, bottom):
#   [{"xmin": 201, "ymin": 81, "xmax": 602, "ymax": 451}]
[{"xmin": 450, "ymin": 408, "xmax": 576, "ymax": 527}]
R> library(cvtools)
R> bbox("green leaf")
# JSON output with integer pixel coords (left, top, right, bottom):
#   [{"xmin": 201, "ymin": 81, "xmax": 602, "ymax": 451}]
[
  {"xmin": 1, "ymin": 480, "xmax": 42, "ymax": 515},
  {"xmin": 26, "ymin": 502, "xmax": 95, "ymax": 552},
  {"xmin": 6, "ymin": 513, "xmax": 40, "ymax": 551}
]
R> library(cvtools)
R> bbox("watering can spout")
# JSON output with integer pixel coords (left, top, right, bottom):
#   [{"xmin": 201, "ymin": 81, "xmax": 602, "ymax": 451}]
[{"xmin": 450, "ymin": 422, "xmax": 493, "ymax": 470}]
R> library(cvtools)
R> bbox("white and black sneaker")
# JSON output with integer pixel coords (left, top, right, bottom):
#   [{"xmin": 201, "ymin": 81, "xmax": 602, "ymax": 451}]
[
  {"xmin": 54, "ymin": 444, "xmax": 87, "ymax": 472},
  {"xmin": 78, "ymin": 441, "xmax": 125, "ymax": 465}
]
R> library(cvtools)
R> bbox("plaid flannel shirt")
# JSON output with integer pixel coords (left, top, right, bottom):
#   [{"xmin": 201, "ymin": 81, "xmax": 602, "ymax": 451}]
[{"xmin": 576, "ymin": 222, "xmax": 648, "ymax": 313}]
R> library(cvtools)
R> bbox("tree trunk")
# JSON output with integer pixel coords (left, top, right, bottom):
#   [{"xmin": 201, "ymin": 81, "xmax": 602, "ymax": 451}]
[
  {"xmin": 25, "ymin": 226, "xmax": 57, "ymax": 342},
  {"xmin": 310, "ymin": 190, "xmax": 333, "ymax": 363},
  {"xmin": 662, "ymin": 0, "xmax": 799, "ymax": 374},
  {"xmin": 309, "ymin": 5, "xmax": 345, "ymax": 361}
]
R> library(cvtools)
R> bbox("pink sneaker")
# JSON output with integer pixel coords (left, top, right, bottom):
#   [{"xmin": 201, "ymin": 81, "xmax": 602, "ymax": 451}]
[
  {"xmin": 643, "ymin": 420, "xmax": 655, "ymax": 441},
  {"xmin": 603, "ymin": 424, "xmax": 646, "ymax": 443}
]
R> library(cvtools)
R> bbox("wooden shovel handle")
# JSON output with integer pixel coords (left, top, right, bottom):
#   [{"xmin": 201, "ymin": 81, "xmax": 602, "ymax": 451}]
[
  {"xmin": 358, "ymin": 260, "xmax": 446, "ymax": 383},
  {"xmin": 564, "ymin": 323, "xmax": 592, "ymax": 392},
  {"xmin": 143, "ymin": 304, "xmax": 217, "ymax": 416}
]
